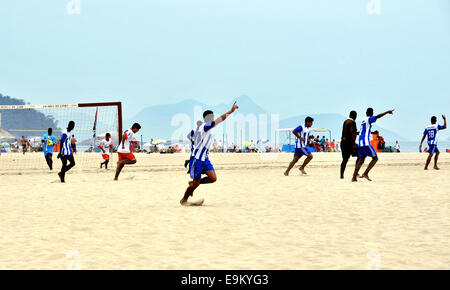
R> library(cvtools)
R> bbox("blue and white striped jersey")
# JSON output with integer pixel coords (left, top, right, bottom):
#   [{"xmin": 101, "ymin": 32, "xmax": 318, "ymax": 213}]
[
  {"xmin": 60, "ymin": 129, "xmax": 73, "ymax": 156},
  {"xmin": 424, "ymin": 124, "xmax": 445, "ymax": 145},
  {"xmin": 294, "ymin": 125, "xmax": 310, "ymax": 149},
  {"xmin": 358, "ymin": 116, "xmax": 377, "ymax": 147},
  {"xmin": 192, "ymin": 121, "xmax": 215, "ymax": 161}
]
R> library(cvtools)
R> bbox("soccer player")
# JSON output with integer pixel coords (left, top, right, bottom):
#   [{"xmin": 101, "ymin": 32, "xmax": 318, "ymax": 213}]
[
  {"xmin": 184, "ymin": 120, "xmax": 203, "ymax": 169},
  {"xmin": 57, "ymin": 121, "xmax": 76, "ymax": 183},
  {"xmin": 42, "ymin": 128, "xmax": 57, "ymax": 170},
  {"xmin": 99, "ymin": 133, "xmax": 113, "ymax": 169},
  {"xmin": 284, "ymin": 116, "xmax": 314, "ymax": 176},
  {"xmin": 340, "ymin": 111, "xmax": 358, "ymax": 179},
  {"xmin": 114, "ymin": 123, "xmax": 141, "ymax": 180},
  {"xmin": 180, "ymin": 101, "xmax": 239, "ymax": 205},
  {"xmin": 352, "ymin": 108, "xmax": 394, "ymax": 182},
  {"xmin": 420, "ymin": 115, "xmax": 447, "ymax": 170}
]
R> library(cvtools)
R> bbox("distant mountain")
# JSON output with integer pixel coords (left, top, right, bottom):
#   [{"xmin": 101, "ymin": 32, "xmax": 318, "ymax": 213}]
[
  {"xmin": 125, "ymin": 95, "xmax": 407, "ymax": 144},
  {"xmin": 0, "ymin": 93, "xmax": 60, "ymax": 138}
]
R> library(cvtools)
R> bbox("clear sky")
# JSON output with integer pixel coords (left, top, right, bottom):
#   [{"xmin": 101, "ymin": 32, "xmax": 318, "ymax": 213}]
[{"xmin": 0, "ymin": 0, "xmax": 449, "ymax": 140}]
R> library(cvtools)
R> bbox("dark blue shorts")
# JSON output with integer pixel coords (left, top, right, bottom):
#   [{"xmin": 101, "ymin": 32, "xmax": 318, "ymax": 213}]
[
  {"xmin": 428, "ymin": 145, "xmax": 439, "ymax": 154},
  {"xmin": 294, "ymin": 147, "xmax": 311, "ymax": 158},
  {"xmin": 189, "ymin": 158, "xmax": 215, "ymax": 180},
  {"xmin": 358, "ymin": 145, "xmax": 377, "ymax": 158}
]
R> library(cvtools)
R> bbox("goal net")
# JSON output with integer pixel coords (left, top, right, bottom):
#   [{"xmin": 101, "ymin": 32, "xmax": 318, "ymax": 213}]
[{"xmin": 0, "ymin": 102, "xmax": 122, "ymax": 173}]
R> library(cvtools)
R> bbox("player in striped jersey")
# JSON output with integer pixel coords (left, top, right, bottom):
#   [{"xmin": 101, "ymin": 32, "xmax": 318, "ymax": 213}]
[
  {"xmin": 57, "ymin": 121, "xmax": 76, "ymax": 183},
  {"xmin": 284, "ymin": 116, "xmax": 314, "ymax": 176},
  {"xmin": 99, "ymin": 133, "xmax": 113, "ymax": 170},
  {"xmin": 114, "ymin": 123, "xmax": 141, "ymax": 180},
  {"xmin": 180, "ymin": 101, "xmax": 239, "ymax": 205},
  {"xmin": 184, "ymin": 120, "xmax": 203, "ymax": 169},
  {"xmin": 419, "ymin": 115, "xmax": 446, "ymax": 170},
  {"xmin": 352, "ymin": 108, "xmax": 394, "ymax": 182}
]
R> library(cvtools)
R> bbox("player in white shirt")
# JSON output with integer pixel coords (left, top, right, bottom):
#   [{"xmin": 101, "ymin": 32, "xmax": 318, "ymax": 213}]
[
  {"xmin": 352, "ymin": 107, "xmax": 394, "ymax": 182},
  {"xmin": 114, "ymin": 123, "xmax": 141, "ymax": 180},
  {"xmin": 180, "ymin": 101, "xmax": 239, "ymax": 206},
  {"xmin": 98, "ymin": 133, "xmax": 113, "ymax": 170},
  {"xmin": 419, "ymin": 115, "xmax": 446, "ymax": 170},
  {"xmin": 284, "ymin": 116, "xmax": 315, "ymax": 176}
]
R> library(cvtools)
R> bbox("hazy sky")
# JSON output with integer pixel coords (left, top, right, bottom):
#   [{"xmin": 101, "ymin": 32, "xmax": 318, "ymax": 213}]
[{"xmin": 0, "ymin": 0, "xmax": 449, "ymax": 140}]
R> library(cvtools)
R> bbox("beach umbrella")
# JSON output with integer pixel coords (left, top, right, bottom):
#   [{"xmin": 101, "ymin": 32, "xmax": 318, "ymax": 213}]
[{"xmin": 242, "ymin": 141, "xmax": 251, "ymax": 146}]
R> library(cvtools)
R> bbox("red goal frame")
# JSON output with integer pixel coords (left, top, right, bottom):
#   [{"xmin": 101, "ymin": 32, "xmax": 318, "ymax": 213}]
[{"xmin": 78, "ymin": 102, "xmax": 123, "ymax": 143}]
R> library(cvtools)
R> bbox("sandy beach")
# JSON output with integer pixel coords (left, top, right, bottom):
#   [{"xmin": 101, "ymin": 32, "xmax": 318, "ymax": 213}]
[{"xmin": 0, "ymin": 152, "xmax": 449, "ymax": 269}]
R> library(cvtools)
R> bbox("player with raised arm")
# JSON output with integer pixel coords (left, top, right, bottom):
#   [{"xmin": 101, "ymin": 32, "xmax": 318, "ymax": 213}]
[
  {"xmin": 114, "ymin": 123, "xmax": 141, "ymax": 180},
  {"xmin": 42, "ymin": 128, "xmax": 57, "ymax": 170},
  {"xmin": 99, "ymin": 133, "xmax": 113, "ymax": 170},
  {"xmin": 184, "ymin": 120, "xmax": 203, "ymax": 169},
  {"xmin": 284, "ymin": 116, "xmax": 315, "ymax": 176},
  {"xmin": 180, "ymin": 101, "xmax": 239, "ymax": 206},
  {"xmin": 57, "ymin": 121, "xmax": 76, "ymax": 183},
  {"xmin": 352, "ymin": 108, "xmax": 394, "ymax": 182},
  {"xmin": 420, "ymin": 115, "xmax": 447, "ymax": 170}
]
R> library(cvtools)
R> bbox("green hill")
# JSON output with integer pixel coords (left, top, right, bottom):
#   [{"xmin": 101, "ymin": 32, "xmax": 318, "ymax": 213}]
[{"xmin": 0, "ymin": 93, "xmax": 59, "ymax": 138}]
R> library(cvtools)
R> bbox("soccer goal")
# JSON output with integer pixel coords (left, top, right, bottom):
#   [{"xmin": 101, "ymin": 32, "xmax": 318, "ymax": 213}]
[{"xmin": 0, "ymin": 102, "xmax": 122, "ymax": 172}]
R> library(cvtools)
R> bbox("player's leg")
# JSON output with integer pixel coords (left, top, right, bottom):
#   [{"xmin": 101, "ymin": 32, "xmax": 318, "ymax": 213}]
[
  {"xmin": 352, "ymin": 156, "xmax": 366, "ymax": 182},
  {"xmin": 181, "ymin": 179, "xmax": 201, "ymax": 204},
  {"xmin": 114, "ymin": 153, "xmax": 136, "ymax": 180},
  {"xmin": 340, "ymin": 150, "xmax": 350, "ymax": 179},
  {"xmin": 284, "ymin": 152, "xmax": 300, "ymax": 176},
  {"xmin": 360, "ymin": 146, "xmax": 377, "ymax": 181},
  {"xmin": 45, "ymin": 153, "xmax": 53, "ymax": 170},
  {"xmin": 65, "ymin": 155, "xmax": 76, "ymax": 172},
  {"xmin": 299, "ymin": 148, "xmax": 313, "ymax": 175},
  {"xmin": 58, "ymin": 156, "xmax": 68, "ymax": 182},
  {"xmin": 201, "ymin": 170, "xmax": 217, "ymax": 184},
  {"xmin": 434, "ymin": 150, "xmax": 440, "ymax": 170},
  {"xmin": 361, "ymin": 156, "xmax": 378, "ymax": 181},
  {"xmin": 425, "ymin": 145, "xmax": 435, "ymax": 170},
  {"xmin": 104, "ymin": 159, "xmax": 109, "ymax": 169}
]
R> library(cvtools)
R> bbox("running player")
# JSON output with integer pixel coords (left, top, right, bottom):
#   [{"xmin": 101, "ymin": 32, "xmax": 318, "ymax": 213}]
[
  {"xmin": 284, "ymin": 116, "xmax": 314, "ymax": 176},
  {"xmin": 180, "ymin": 101, "xmax": 239, "ymax": 205},
  {"xmin": 340, "ymin": 111, "xmax": 358, "ymax": 179},
  {"xmin": 420, "ymin": 115, "xmax": 447, "ymax": 170},
  {"xmin": 42, "ymin": 128, "xmax": 57, "ymax": 170},
  {"xmin": 57, "ymin": 121, "xmax": 76, "ymax": 183},
  {"xmin": 99, "ymin": 133, "xmax": 113, "ymax": 169},
  {"xmin": 352, "ymin": 108, "xmax": 394, "ymax": 182},
  {"xmin": 114, "ymin": 123, "xmax": 141, "ymax": 180},
  {"xmin": 184, "ymin": 120, "xmax": 203, "ymax": 169}
]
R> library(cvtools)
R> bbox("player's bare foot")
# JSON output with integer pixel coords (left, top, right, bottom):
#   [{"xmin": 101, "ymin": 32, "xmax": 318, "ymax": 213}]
[
  {"xmin": 180, "ymin": 199, "xmax": 188, "ymax": 205},
  {"xmin": 351, "ymin": 177, "xmax": 358, "ymax": 182},
  {"xmin": 434, "ymin": 166, "xmax": 440, "ymax": 170},
  {"xmin": 424, "ymin": 167, "xmax": 428, "ymax": 170},
  {"xmin": 284, "ymin": 171, "xmax": 289, "ymax": 176},
  {"xmin": 361, "ymin": 174, "xmax": 372, "ymax": 181},
  {"xmin": 58, "ymin": 172, "xmax": 64, "ymax": 183},
  {"xmin": 299, "ymin": 167, "xmax": 307, "ymax": 175}
]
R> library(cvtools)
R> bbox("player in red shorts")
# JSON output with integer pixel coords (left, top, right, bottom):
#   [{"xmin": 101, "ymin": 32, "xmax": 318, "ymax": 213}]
[
  {"xmin": 114, "ymin": 123, "xmax": 141, "ymax": 180},
  {"xmin": 98, "ymin": 133, "xmax": 113, "ymax": 169}
]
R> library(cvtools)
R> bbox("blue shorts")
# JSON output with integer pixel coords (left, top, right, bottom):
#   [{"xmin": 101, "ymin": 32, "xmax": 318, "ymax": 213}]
[
  {"xmin": 358, "ymin": 145, "xmax": 377, "ymax": 158},
  {"xmin": 428, "ymin": 145, "xmax": 439, "ymax": 155},
  {"xmin": 189, "ymin": 158, "xmax": 215, "ymax": 180},
  {"xmin": 294, "ymin": 147, "xmax": 311, "ymax": 158},
  {"xmin": 44, "ymin": 150, "xmax": 53, "ymax": 156}
]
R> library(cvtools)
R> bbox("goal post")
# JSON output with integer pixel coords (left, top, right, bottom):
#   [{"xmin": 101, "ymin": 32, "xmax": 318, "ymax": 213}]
[{"xmin": 0, "ymin": 102, "xmax": 122, "ymax": 172}]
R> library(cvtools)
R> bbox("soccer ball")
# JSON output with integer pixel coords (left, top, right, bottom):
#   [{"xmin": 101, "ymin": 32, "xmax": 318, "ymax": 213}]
[{"xmin": 47, "ymin": 140, "xmax": 53, "ymax": 146}]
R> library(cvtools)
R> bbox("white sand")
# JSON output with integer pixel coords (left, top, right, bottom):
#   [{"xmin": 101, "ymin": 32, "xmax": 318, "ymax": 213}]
[{"xmin": 0, "ymin": 152, "xmax": 449, "ymax": 269}]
